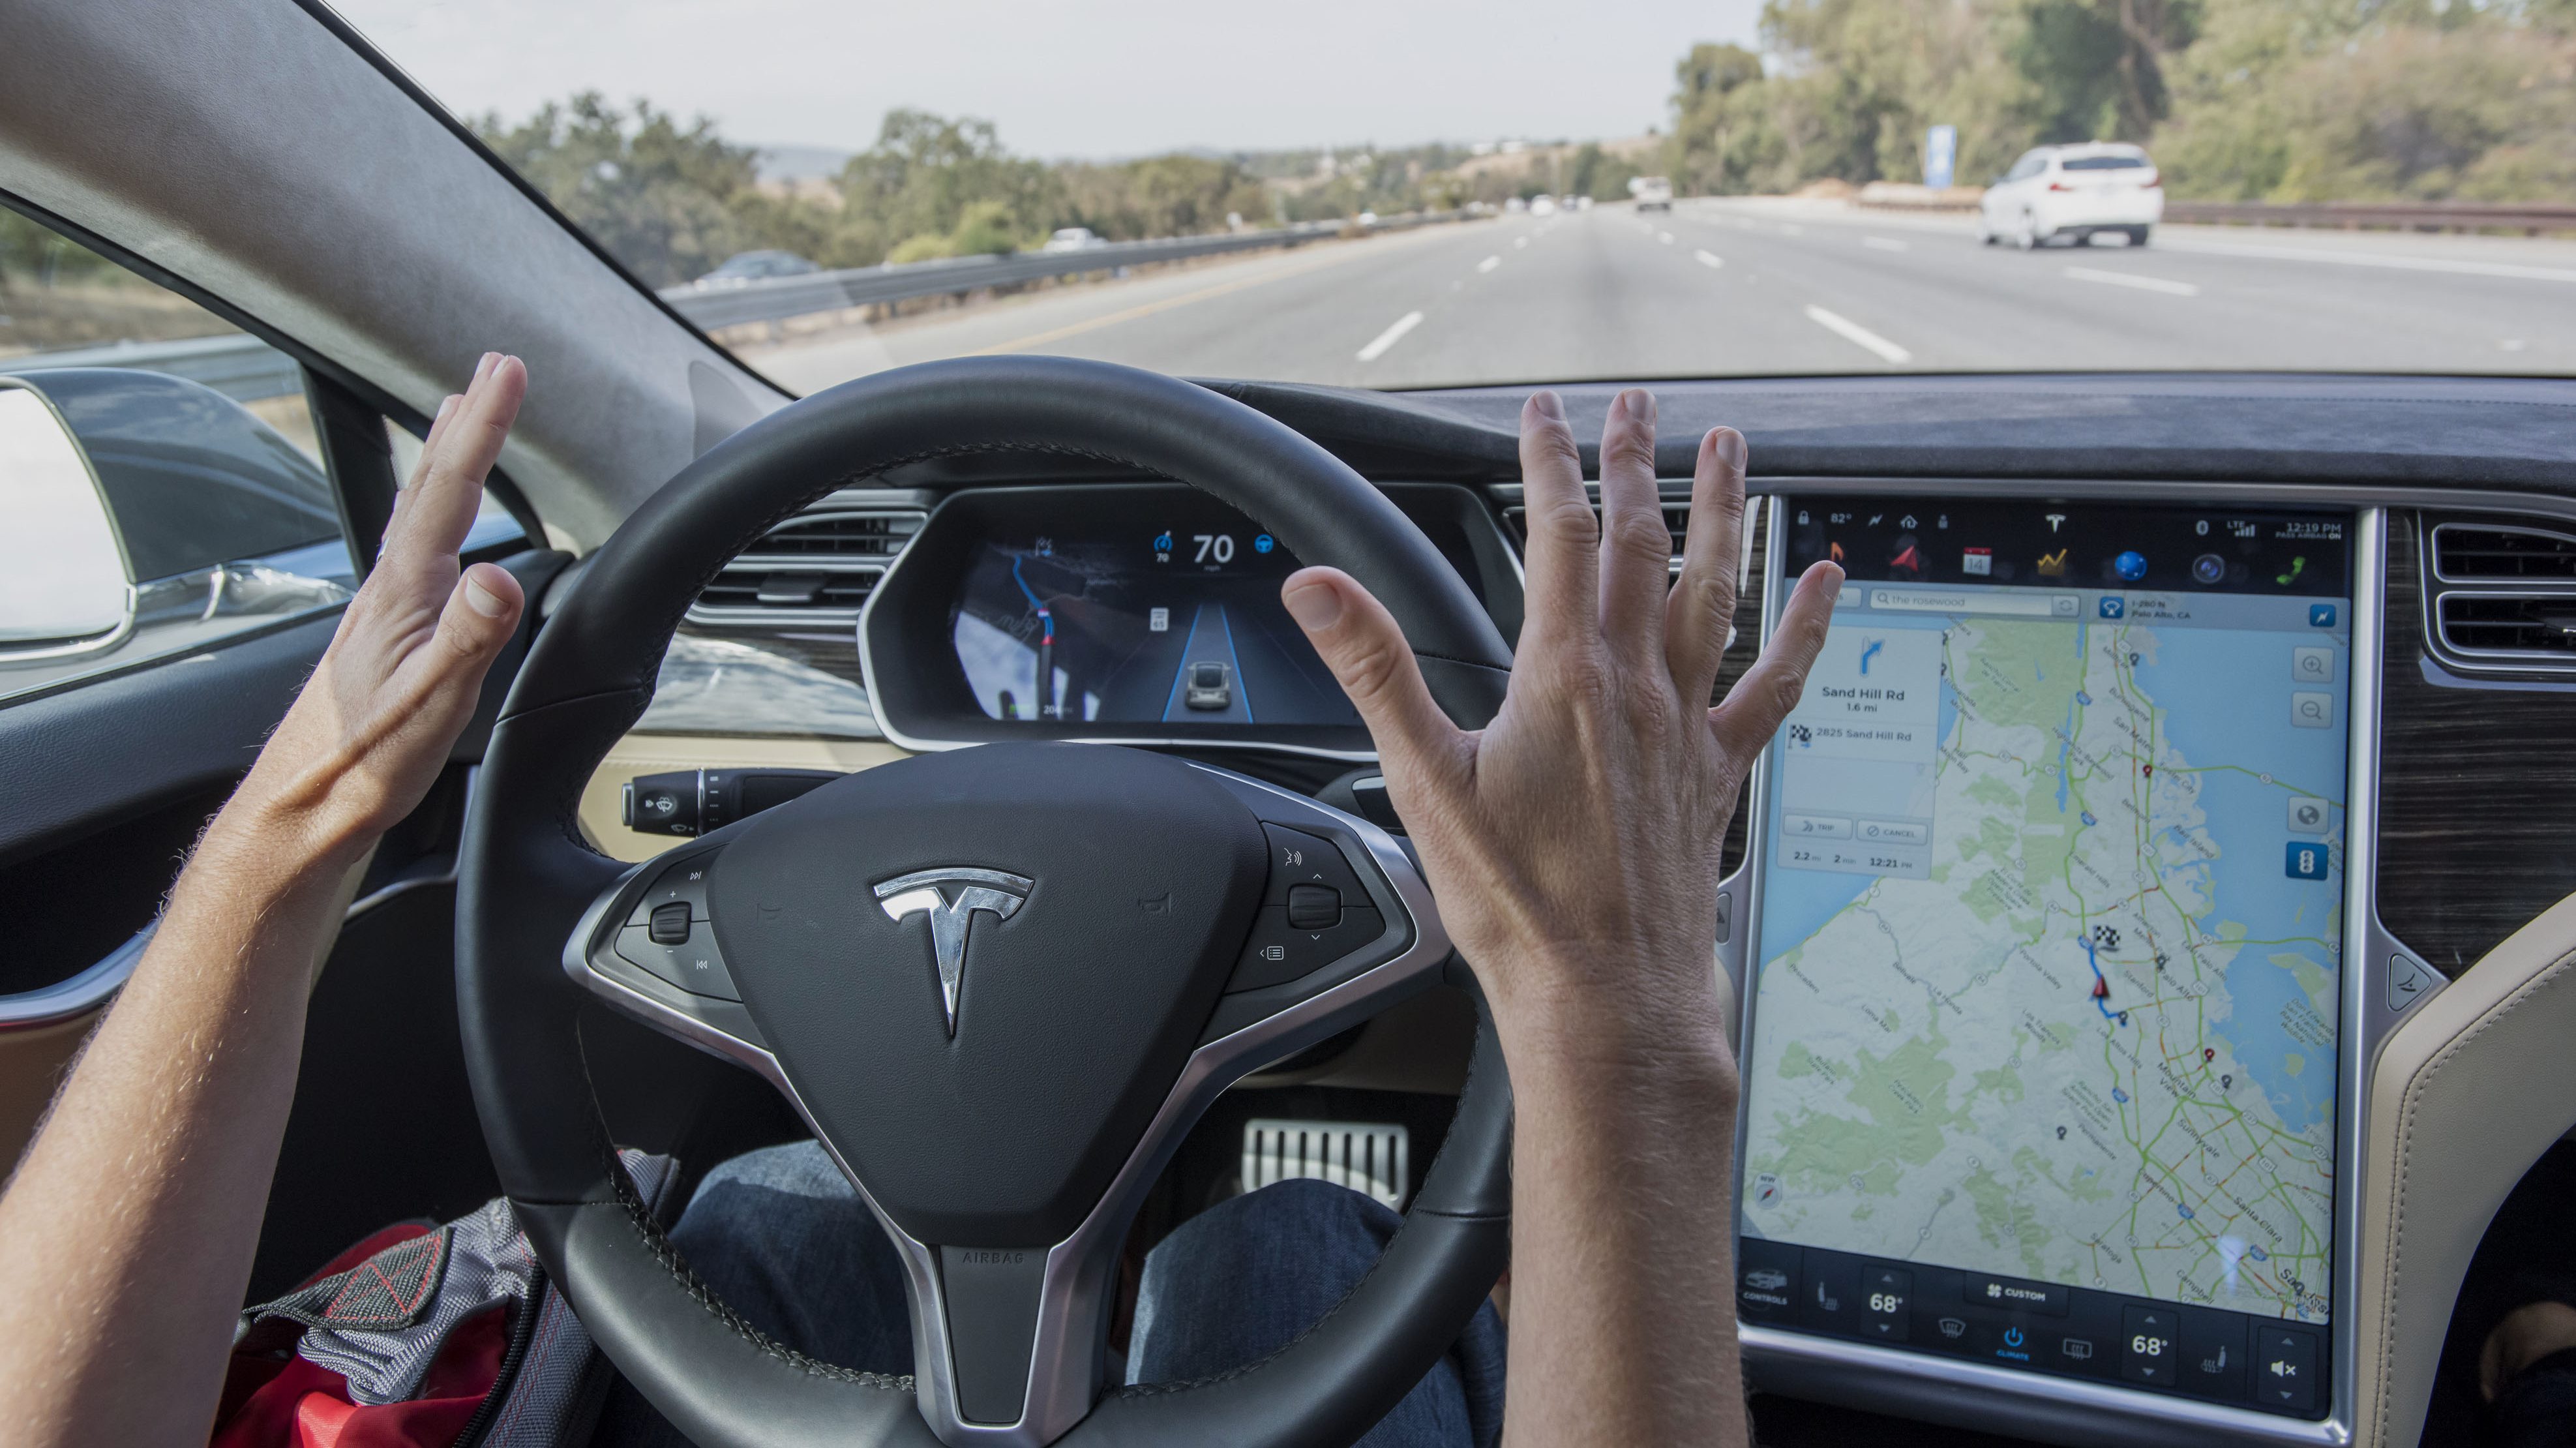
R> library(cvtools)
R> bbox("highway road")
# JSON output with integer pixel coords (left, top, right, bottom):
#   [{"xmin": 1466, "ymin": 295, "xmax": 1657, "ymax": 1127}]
[{"xmin": 750, "ymin": 198, "xmax": 2576, "ymax": 395}]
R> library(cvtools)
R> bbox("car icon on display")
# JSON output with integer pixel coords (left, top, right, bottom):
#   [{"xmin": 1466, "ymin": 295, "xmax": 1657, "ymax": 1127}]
[
  {"xmin": 1184, "ymin": 661, "xmax": 1233, "ymax": 711},
  {"xmin": 1745, "ymin": 1267, "xmax": 1790, "ymax": 1292}
]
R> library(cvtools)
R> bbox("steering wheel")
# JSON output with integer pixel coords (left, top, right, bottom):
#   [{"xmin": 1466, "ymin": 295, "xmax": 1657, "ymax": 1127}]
[{"xmin": 458, "ymin": 357, "xmax": 1519, "ymax": 1448}]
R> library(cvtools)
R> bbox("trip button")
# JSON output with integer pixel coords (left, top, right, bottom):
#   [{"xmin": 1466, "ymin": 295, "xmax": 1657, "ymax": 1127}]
[
  {"xmin": 1230, "ymin": 905, "xmax": 1386, "ymax": 991},
  {"xmin": 614, "ymin": 924, "xmax": 740, "ymax": 1001},
  {"xmin": 2121, "ymin": 1305, "xmax": 2179, "ymax": 1387},
  {"xmin": 2254, "ymin": 1327, "xmax": 2320, "ymax": 1414},
  {"xmin": 1261, "ymin": 825, "xmax": 1370, "ymax": 909}
]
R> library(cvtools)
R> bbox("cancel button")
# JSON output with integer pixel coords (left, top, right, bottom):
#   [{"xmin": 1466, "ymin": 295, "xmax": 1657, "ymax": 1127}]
[{"xmin": 1964, "ymin": 1273, "xmax": 2069, "ymax": 1316}]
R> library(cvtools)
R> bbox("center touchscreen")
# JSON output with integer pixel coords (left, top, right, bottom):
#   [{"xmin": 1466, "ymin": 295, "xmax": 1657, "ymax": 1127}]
[{"xmin": 1739, "ymin": 499, "xmax": 2350, "ymax": 1419}]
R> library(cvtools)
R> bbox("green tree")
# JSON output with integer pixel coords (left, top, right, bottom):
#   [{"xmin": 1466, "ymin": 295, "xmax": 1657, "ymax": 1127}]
[
  {"xmin": 477, "ymin": 93, "xmax": 766, "ymax": 286},
  {"xmin": 2155, "ymin": 0, "xmax": 2576, "ymax": 198},
  {"xmin": 832, "ymin": 109, "xmax": 1061, "ymax": 265}
]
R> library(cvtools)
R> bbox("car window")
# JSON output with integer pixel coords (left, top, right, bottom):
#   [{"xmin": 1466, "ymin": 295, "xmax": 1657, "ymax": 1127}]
[
  {"xmin": 333, "ymin": 1, "xmax": 2575, "ymax": 385},
  {"xmin": 383, "ymin": 419, "xmax": 532, "ymax": 556},
  {"xmin": 1, "ymin": 205, "xmax": 356, "ymax": 705}
]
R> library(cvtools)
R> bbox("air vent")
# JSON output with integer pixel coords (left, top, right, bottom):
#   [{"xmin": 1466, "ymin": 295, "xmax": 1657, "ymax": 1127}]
[
  {"xmin": 1503, "ymin": 498, "xmax": 1690, "ymax": 571},
  {"xmin": 686, "ymin": 505, "xmax": 925, "ymax": 629},
  {"xmin": 2434, "ymin": 593, "xmax": 2576, "ymax": 660},
  {"xmin": 2421, "ymin": 513, "xmax": 2576, "ymax": 676},
  {"xmin": 2431, "ymin": 522, "xmax": 2576, "ymax": 582}
]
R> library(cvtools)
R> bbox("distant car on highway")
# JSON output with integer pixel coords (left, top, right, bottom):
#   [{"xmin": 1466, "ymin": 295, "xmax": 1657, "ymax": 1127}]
[
  {"xmin": 1530, "ymin": 195, "xmax": 1559, "ymax": 217},
  {"xmin": 1632, "ymin": 177, "xmax": 1674, "ymax": 213},
  {"xmin": 1184, "ymin": 661, "xmax": 1233, "ymax": 711},
  {"xmin": 691, "ymin": 249, "xmax": 818, "ymax": 287},
  {"xmin": 1979, "ymin": 143, "xmax": 2163, "ymax": 249},
  {"xmin": 1041, "ymin": 227, "xmax": 1105, "ymax": 252},
  {"xmin": 1503, "ymin": 196, "xmax": 1528, "ymax": 214}
]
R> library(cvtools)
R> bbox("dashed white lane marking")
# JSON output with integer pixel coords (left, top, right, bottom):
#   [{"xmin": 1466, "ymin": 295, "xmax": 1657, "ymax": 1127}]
[
  {"xmin": 1694, "ymin": 249, "xmax": 1725, "ymax": 269},
  {"xmin": 2064, "ymin": 265, "xmax": 2200, "ymax": 297},
  {"xmin": 1514, "ymin": 236, "xmax": 1530, "ymax": 249},
  {"xmin": 1803, "ymin": 305, "xmax": 1913, "ymax": 364},
  {"xmin": 1864, "ymin": 236, "xmax": 1910, "ymax": 252},
  {"xmin": 1356, "ymin": 310, "xmax": 1425, "ymax": 363},
  {"xmin": 1476, "ymin": 255, "xmax": 1501, "ymax": 273},
  {"xmin": 1658, "ymin": 231, "xmax": 1675, "ymax": 244}
]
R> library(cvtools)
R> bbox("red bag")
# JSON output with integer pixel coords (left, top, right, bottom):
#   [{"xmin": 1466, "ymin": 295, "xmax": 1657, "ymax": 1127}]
[{"xmin": 212, "ymin": 1155, "xmax": 676, "ymax": 1448}]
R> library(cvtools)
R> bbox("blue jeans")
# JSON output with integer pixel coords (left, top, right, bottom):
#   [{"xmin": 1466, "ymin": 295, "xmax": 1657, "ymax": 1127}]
[{"xmin": 595, "ymin": 1141, "xmax": 1506, "ymax": 1447}]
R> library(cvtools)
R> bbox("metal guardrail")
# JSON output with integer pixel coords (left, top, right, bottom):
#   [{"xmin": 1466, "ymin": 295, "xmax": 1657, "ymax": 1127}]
[
  {"xmin": 0, "ymin": 211, "xmax": 1478, "ymax": 400},
  {"xmin": 658, "ymin": 211, "xmax": 1476, "ymax": 331},
  {"xmin": 6, "ymin": 332, "xmax": 305, "ymax": 402},
  {"xmin": 2162, "ymin": 200, "xmax": 2576, "ymax": 234}
]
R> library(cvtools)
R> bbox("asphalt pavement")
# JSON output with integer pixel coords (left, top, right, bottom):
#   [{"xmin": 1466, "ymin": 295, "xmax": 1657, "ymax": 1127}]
[{"xmin": 750, "ymin": 198, "xmax": 2576, "ymax": 394}]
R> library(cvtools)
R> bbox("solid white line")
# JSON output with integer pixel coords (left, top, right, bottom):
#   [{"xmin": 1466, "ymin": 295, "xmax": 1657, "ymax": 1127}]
[
  {"xmin": 1864, "ymin": 236, "xmax": 1910, "ymax": 252},
  {"xmin": 2163, "ymin": 235, "xmax": 2576, "ymax": 284},
  {"xmin": 2065, "ymin": 265, "xmax": 2200, "ymax": 297},
  {"xmin": 1355, "ymin": 310, "xmax": 1425, "ymax": 363},
  {"xmin": 1803, "ymin": 305, "xmax": 1913, "ymax": 364},
  {"xmin": 1694, "ymin": 249, "xmax": 1725, "ymax": 269},
  {"xmin": 1476, "ymin": 255, "xmax": 1501, "ymax": 273}
]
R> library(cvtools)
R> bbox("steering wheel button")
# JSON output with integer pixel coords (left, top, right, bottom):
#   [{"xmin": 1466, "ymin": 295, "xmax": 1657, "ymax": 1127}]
[
  {"xmin": 625, "ymin": 852, "xmax": 720, "ymax": 928},
  {"xmin": 647, "ymin": 902, "xmax": 692, "ymax": 944},
  {"xmin": 1260, "ymin": 824, "xmax": 1370, "ymax": 909},
  {"xmin": 614, "ymin": 924, "xmax": 741, "ymax": 1002},
  {"xmin": 1231, "ymin": 905, "xmax": 1388, "ymax": 991},
  {"xmin": 1285, "ymin": 883, "xmax": 1341, "ymax": 929}
]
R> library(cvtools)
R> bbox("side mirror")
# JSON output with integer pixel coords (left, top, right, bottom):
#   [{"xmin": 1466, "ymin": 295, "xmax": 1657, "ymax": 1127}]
[
  {"xmin": 0, "ymin": 367, "xmax": 353, "ymax": 703},
  {"xmin": 0, "ymin": 380, "xmax": 134, "ymax": 661}
]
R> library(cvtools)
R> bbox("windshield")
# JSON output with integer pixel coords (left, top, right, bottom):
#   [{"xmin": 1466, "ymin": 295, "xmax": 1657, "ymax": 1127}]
[{"xmin": 338, "ymin": 0, "xmax": 2576, "ymax": 391}]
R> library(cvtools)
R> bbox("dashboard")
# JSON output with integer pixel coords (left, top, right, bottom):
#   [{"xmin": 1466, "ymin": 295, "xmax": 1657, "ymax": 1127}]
[
  {"xmin": 944, "ymin": 487, "xmax": 1354, "ymax": 729},
  {"xmin": 854, "ymin": 482, "xmax": 1508, "ymax": 757},
  {"xmin": 627, "ymin": 376, "xmax": 2576, "ymax": 1448}
]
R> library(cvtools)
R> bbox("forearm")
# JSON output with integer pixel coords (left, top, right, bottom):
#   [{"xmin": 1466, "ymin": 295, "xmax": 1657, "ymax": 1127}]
[
  {"xmin": 0, "ymin": 814, "xmax": 365, "ymax": 1448},
  {"xmin": 1493, "ymin": 975, "xmax": 1747, "ymax": 1448}
]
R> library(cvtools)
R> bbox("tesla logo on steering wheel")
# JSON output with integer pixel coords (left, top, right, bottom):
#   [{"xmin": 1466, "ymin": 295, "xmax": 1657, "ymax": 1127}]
[{"xmin": 873, "ymin": 867, "xmax": 1032, "ymax": 1036}]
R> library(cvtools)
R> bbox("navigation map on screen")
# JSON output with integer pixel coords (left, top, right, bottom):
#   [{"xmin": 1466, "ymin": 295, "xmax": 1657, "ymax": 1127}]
[{"xmin": 1742, "ymin": 502, "xmax": 2350, "ymax": 1365}]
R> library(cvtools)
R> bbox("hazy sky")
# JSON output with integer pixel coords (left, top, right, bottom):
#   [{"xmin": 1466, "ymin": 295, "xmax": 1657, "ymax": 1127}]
[{"xmin": 331, "ymin": 0, "xmax": 1765, "ymax": 159}]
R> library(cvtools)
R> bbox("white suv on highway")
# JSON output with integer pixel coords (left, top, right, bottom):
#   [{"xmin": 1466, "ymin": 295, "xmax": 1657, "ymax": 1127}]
[{"xmin": 1978, "ymin": 143, "xmax": 2163, "ymax": 249}]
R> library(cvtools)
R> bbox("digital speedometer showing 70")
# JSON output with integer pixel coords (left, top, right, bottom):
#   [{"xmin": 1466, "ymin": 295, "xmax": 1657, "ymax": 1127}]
[
  {"xmin": 947, "ymin": 492, "xmax": 1353, "ymax": 731},
  {"xmin": 1152, "ymin": 528, "xmax": 1277, "ymax": 567}
]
